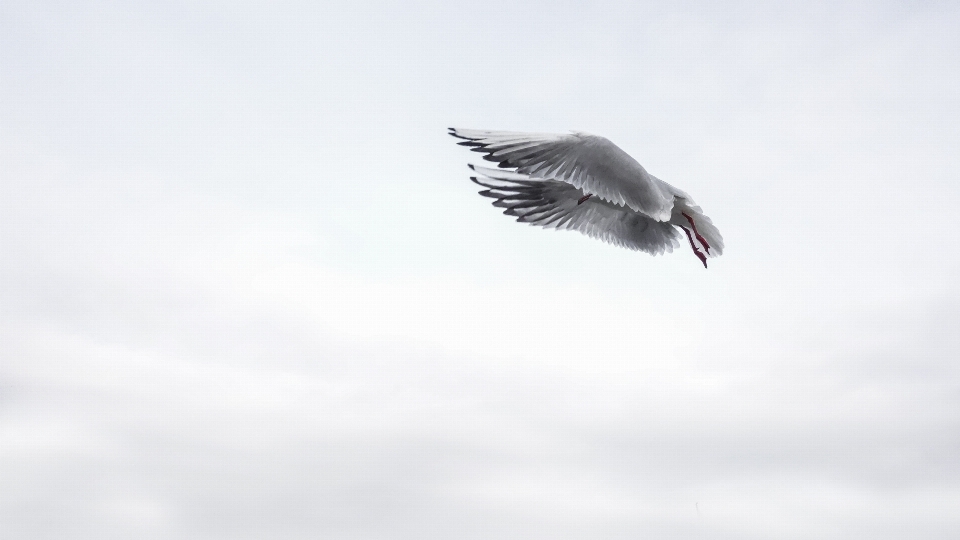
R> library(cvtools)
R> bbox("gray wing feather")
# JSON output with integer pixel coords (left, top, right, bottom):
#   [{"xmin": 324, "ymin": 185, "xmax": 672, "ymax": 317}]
[
  {"xmin": 451, "ymin": 128, "xmax": 675, "ymax": 221},
  {"xmin": 469, "ymin": 165, "xmax": 680, "ymax": 255}
]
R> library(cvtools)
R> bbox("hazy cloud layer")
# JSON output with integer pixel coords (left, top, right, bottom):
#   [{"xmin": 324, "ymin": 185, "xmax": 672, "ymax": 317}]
[{"xmin": 2, "ymin": 1, "xmax": 960, "ymax": 538}]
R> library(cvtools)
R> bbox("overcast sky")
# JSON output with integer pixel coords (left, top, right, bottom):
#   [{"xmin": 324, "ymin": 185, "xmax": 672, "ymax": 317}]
[{"xmin": 2, "ymin": 1, "xmax": 960, "ymax": 538}]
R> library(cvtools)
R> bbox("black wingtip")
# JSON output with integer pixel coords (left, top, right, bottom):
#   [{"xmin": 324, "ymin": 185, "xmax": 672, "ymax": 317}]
[
  {"xmin": 470, "ymin": 177, "xmax": 491, "ymax": 189},
  {"xmin": 467, "ymin": 163, "xmax": 475, "ymax": 170}
]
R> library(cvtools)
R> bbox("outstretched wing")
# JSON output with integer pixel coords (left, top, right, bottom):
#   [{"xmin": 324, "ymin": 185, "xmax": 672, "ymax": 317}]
[
  {"xmin": 469, "ymin": 165, "xmax": 681, "ymax": 255},
  {"xmin": 450, "ymin": 127, "xmax": 675, "ymax": 221}
]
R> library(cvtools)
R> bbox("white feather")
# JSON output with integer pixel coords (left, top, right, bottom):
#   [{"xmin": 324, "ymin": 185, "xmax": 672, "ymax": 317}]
[{"xmin": 452, "ymin": 128, "xmax": 724, "ymax": 266}]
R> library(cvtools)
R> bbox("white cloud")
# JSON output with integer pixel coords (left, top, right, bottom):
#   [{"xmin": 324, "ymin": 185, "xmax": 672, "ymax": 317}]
[{"xmin": 2, "ymin": 1, "xmax": 959, "ymax": 538}]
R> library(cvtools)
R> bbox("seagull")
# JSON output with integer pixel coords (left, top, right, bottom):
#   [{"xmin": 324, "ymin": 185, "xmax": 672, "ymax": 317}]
[{"xmin": 449, "ymin": 128, "xmax": 724, "ymax": 268}]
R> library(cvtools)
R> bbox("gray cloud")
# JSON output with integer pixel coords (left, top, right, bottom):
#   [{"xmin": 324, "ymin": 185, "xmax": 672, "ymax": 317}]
[{"xmin": 2, "ymin": 0, "xmax": 960, "ymax": 538}]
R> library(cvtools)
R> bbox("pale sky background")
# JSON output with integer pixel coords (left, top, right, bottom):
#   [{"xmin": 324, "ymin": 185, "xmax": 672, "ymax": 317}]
[{"xmin": 2, "ymin": 1, "xmax": 960, "ymax": 538}]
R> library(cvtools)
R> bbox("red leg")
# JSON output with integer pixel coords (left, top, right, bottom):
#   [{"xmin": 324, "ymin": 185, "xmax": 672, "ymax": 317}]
[
  {"xmin": 682, "ymin": 226, "xmax": 708, "ymax": 268},
  {"xmin": 577, "ymin": 194, "xmax": 593, "ymax": 205},
  {"xmin": 682, "ymin": 212, "xmax": 711, "ymax": 253}
]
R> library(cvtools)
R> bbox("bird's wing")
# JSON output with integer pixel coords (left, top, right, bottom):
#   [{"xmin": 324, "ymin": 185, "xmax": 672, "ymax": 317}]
[
  {"xmin": 450, "ymin": 128, "xmax": 674, "ymax": 221},
  {"xmin": 469, "ymin": 165, "xmax": 681, "ymax": 255}
]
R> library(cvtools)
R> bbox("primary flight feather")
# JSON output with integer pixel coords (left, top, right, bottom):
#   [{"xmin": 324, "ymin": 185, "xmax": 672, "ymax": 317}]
[{"xmin": 449, "ymin": 128, "xmax": 724, "ymax": 268}]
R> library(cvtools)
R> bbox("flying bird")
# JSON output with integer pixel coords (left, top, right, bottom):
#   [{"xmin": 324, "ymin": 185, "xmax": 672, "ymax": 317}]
[{"xmin": 449, "ymin": 128, "xmax": 724, "ymax": 267}]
